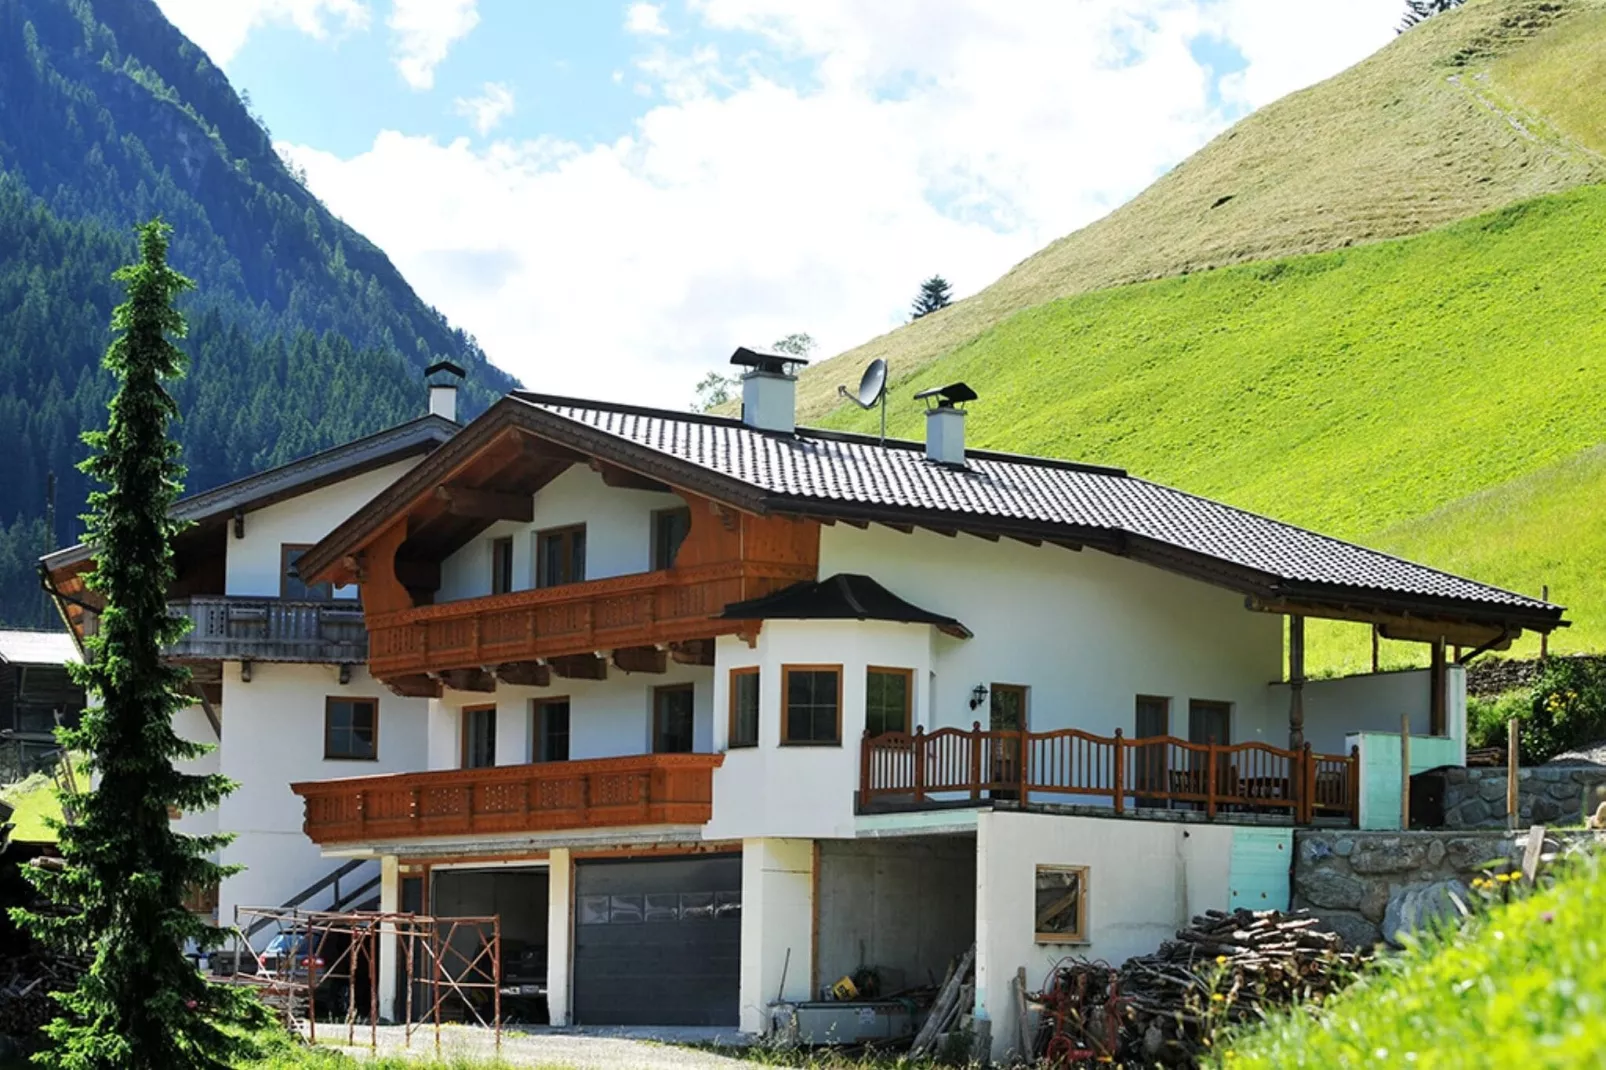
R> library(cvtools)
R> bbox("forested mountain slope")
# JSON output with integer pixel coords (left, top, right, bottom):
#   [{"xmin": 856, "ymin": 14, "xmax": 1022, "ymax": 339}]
[{"xmin": 0, "ymin": 0, "xmax": 520, "ymax": 626}]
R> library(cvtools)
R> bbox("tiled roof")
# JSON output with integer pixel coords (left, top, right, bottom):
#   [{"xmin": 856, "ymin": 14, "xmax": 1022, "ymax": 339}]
[
  {"xmin": 0, "ymin": 629, "xmax": 79, "ymax": 666},
  {"xmin": 516, "ymin": 395, "xmax": 1553, "ymax": 615}
]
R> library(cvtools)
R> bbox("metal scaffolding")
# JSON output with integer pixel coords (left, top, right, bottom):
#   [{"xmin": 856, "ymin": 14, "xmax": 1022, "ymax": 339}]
[{"xmin": 221, "ymin": 906, "xmax": 502, "ymax": 1053}]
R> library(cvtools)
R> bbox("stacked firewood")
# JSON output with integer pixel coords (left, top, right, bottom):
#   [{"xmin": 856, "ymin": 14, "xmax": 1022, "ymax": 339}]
[
  {"xmin": 0, "ymin": 956, "xmax": 82, "ymax": 1040},
  {"xmin": 1037, "ymin": 909, "xmax": 1367, "ymax": 1066}
]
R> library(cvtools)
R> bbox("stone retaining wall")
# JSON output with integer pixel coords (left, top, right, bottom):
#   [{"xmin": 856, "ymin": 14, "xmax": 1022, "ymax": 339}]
[
  {"xmin": 1293, "ymin": 830, "xmax": 1524, "ymax": 948},
  {"xmin": 1439, "ymin": 765, "xmax": 1606, "ymax": 828},
  {"xmin": 1465, "ymin": 654, "xmax": 1606, "ymax": 697}
]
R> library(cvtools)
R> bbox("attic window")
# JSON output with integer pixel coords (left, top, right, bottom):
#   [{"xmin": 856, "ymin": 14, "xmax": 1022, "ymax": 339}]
[{"xmin": 1035, "ymin": 865, "xmax": 1089, "ymax": 943}]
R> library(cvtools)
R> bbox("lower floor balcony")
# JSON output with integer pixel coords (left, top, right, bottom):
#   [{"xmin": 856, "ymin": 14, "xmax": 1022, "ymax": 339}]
[
  {"xmin": 292, "ymin": 753, "xmax": 723, "ymax": 846},
  {"xmin": 859, "ymin": 726, "xmax": 1360, "ymax": 825}
]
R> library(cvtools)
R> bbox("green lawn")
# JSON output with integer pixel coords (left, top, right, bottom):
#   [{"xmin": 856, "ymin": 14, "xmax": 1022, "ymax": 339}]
[
  {"xmin": 1218, "ymin": 855, "xmax": 1606, "ymax": 1067},
  {"xmin": 0, "ymin": 756, "xmax": 85, "ymax": 843},
  {"xmin": 818, "ymin": 182, "xmax": 1606, "ymax": 672}
]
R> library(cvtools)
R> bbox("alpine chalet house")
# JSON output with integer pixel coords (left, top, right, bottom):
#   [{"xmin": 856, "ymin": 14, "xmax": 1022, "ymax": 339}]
[
  {"xmin": 41, "ymin": 362, "xmax": 468, "ymax": 929},
  {"xmin": 287, "ymin": 349, "xmax": 1561, "ymax": 1055}
]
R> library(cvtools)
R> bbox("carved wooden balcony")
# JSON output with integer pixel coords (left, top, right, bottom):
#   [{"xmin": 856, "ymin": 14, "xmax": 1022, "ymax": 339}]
[{"xmin": 292, "ymin": 753, "xmax": 723, "ymax": 845}]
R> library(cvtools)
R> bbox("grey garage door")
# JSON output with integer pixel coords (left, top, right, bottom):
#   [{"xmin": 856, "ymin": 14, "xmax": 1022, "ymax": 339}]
[{"xmin": 572, "ymin": 854, "xmax": 741, "ymax": 1026}]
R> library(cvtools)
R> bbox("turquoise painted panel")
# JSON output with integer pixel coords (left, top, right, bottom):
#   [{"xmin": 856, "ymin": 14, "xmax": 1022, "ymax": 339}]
[
  {"xmin": 1229, "ymin": 827, "xmax": 1292, "ymax": 911},
  {"xmin": 1353, "ymin": 733, "xmax": 1463, "ymax": 829}
]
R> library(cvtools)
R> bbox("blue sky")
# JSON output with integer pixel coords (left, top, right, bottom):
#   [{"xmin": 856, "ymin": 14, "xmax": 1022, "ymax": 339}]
[{"xmin": 155, "ymin": 1, "xmax": 1402, "ymax": 403}]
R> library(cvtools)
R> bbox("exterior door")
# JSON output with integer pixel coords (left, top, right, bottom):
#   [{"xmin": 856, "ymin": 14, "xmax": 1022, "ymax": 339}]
[
  {"xmin": 572, "ymin": 855, "xmax": 741, "ymax": 1026},
  {"xmin": 989, "ymin": 684, "xmax": 1028, "ymax": 797},
  {"xmin": 1134, "ymin": 695, "xmax": 1170, "ymax": 805},
  {"xmin": 1188, "ymin": 699, "xmax": 1232, "ymax": 798}
]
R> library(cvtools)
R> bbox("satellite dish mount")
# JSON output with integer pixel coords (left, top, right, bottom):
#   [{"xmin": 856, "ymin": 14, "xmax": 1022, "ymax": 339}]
[{"xmin": 837, "ymin": 358, "xmax": 889, "ymax": 443}]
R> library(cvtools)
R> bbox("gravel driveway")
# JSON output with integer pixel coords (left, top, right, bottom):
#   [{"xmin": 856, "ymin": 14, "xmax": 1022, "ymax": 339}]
[{"xmin": 313, "ymin": 1023, "xmax": 754, "ymax": 1068}]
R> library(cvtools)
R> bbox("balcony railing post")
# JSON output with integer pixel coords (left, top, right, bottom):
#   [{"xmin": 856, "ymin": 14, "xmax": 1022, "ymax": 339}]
[
  {"xmin": 969, "ymin": 721, "xmax": 982, "ymax": 801},
  {"xmin": 1018, "ymin": 727, "xmax": 1030, "ymax": 803},
  {"xmin": 1113, "ymin": 728, "xmax": 1125, "ymax": 815},
  {"xmin": 858, "ymin": 730, "xmax": 872, "ymax": 811},
  {"xmin": 913, "ymin": 726, "xmax": 927, "ymax": 804},
  {"xmin": 1205, "ymin": 745, "xmax": 1218, "ymax": 820},
  {"xmin": 1299, "ymin": 742, "xmax": 1315, "ymax": 824}
]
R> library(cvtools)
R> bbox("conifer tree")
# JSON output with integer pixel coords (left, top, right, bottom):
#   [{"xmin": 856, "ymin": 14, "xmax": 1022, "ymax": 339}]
[
  {"xmin": 1397, "ymin": 0, "xmax": 1465, "ymax": 33},
  {"xmin": 911, "ymin": 275, "xmax": 953, "ymax": 319},
  {"xmin": 14, "ymin": 221, "xmax": 266, "ymax": 1069}
]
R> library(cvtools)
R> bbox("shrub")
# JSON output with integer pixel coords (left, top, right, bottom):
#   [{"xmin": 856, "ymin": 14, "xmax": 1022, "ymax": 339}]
[{"xmin": 1467, "ymin": 659, "xmax": 1606, "ymax": 764}]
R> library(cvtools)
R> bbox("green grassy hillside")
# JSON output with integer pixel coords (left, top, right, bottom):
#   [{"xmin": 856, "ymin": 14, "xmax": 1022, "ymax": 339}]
[
  {"xmin": 796, "ymin": 0, "xmax": 1606, "ymax": 421},
  {"xmin": 818, "ymin": 183, "xmax": 1606, "ymax": 670}
]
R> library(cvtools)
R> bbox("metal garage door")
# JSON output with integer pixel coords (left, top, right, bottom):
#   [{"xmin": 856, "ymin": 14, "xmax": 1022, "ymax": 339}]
[{"xmin": 573, "ymin": 854, "xmax": 741, "ymax": 1026}]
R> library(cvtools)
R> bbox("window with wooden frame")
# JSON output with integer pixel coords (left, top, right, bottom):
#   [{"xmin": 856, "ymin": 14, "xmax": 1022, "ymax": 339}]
[
  {"xmin": 461, "ymin": 705, "xmax": 497, "ymax": 768},
  {"xmin": 281, "ymin": 544, "xmax": 333, "ymax": 601},
  {"xmin": 651, "ymin": 507, "xmax": 693, "ymax": 571},
  {"xmin": 781, "ymin": 665, "xmax": 842, "ymax": 745},
  {"xmin": 653, "ymin": 684, "xmax": 695, "ymax": 754},
  {"xmin": 728, "ymin": 668, "xmax": 759, "ymax": 748},
  {"xmin": 490, "ymin": 536, "xmax": 515, "ymax": 595},
  {"xmin": 534, "ymin": 698, "xmax": 570, "ymax": 762},
  {"xmin": 324, "ymin": 697, "xmax": 378, "ymax": 760},
  {"xmin": 1034, "ymin": 865, "xmax": 1089, "ymax": 943},
  {"xmin": 865, "ymin": 667, "xmax": 912, "ymax": 737},
  {"xmin": 535, "ymin": 525, "xmax": 587, "ymax": 587}
]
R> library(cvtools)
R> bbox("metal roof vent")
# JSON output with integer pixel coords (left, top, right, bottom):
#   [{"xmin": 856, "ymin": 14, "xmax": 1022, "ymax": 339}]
[
  {"xmin": 425, "ymin": 359, "xmax": 465, "ymax": 423},
  {"xmin": 732, "ymin": 347, "xmax": 808, "ymax": 434},
  {"xmin": 915, "ymin": 382, "xmax": 977, "ymax": 467}
]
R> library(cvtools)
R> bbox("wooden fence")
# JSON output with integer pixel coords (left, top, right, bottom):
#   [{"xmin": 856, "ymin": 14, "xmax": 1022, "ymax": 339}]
[{"xmin": 859, "ymin": 724, "xmax": 1358, "ymax": 825}]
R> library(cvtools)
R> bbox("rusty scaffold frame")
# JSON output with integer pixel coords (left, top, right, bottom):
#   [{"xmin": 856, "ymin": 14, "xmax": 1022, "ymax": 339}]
[{"xmin": 221, "ymin": 906, "xmax": 502, "ymax": 1054}]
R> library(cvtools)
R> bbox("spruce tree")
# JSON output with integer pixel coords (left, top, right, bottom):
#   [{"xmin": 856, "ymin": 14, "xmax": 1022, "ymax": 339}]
[
  {"xmin": 911, "ymin": 275, "xmax": 953, "ymax": 319},
  {"xmin": 14, "ymin": 222, "xmax": 267, "ymax": 1068},
  {"xmin": 1397, "ymin": 0, "xmax": 1465, "ymax": 33}
]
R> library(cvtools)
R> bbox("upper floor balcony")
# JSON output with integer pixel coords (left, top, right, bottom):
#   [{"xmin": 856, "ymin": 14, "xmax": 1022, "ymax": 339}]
[
  {"xmin": 164, "ymin": 595, "xmax": 368, "ymax": 665},
  {"xmin": 292, "ymin": 752, "xmax": 723, "ymax": 845}
]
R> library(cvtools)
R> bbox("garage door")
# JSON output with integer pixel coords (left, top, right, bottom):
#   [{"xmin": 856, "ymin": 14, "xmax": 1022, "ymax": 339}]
[
  {"xmin": 573, "ymin": 854, "xmax": 741, "ymax": 1026},
  {"xmin": 429, "ymin": 868, "xmax": 549, "ymax": 1017}
]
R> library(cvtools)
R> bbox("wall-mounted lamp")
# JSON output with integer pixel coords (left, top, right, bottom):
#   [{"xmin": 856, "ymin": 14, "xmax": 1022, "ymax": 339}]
[{"xmin": 969, "ymin": 684, "xmax": 989, "ymax": 711}]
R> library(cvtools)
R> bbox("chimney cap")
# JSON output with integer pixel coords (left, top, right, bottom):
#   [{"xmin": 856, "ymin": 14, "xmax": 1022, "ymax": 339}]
[
  {"xmin": 425, "ymin": 359, "xmax": 465, "ymax": 383},
  {"xmin": 914, "ymin": 381, "xmax": 977, "ymax": 409},
  {"xmin": 731, "ymin": 346, "xmax": 808, "ymax": 376}
]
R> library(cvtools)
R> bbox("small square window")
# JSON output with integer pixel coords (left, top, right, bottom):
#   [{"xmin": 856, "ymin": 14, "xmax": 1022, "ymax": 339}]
[
  {"xmin": 1035, "ymin": 865, "xmax": 1089, "ymax": 943},
  {"xmin": 782, "ymin": 666, "xmax": 841, "ymax": 745},
  {"xmin": 324, "ymin": 698, "xmax": 378, "ymax": 760}
]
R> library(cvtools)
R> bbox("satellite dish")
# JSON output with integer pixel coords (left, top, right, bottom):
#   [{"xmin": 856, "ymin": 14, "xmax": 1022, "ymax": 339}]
[{"xmin": 856, "ymin": 359, "xmax": 888, "ymax": 408}]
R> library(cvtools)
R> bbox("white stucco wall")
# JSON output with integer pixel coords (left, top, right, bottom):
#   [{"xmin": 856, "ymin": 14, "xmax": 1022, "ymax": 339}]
[
  {"xmin": 975, "ymin": 811, "xmax": 1234, "ymax": 1061},
  {"xmin": 216, "ymin": 661, "xmax": 429, "ymax": 928},
  {"xmin": 437, "ymin": 465, "xmax": 685, "ymax": 602},
  {"xmin": 707, "ymin": 620, "xmax": 935, "ymax": 842},
  {"xmin": 224, "ymin": 460, "xmax": 416, "ymax": 598},
  {"xmin": 172, "ymin": 703, "xmax": 220, "ymax": 842},
  {"xmin": 739, "ymin": 838, "xmax": 814, "ymax": 1034},
  {"xmin": 1270, "ymin": 666, "xmax": 1467, "ymax": 756},
  {"xmin": 433, "ymin": 663, "xmax": 714, "ymax": 769},
  {"xmin": 819, "ymin": 526, "xmax": 1286, "ymax": 744}
]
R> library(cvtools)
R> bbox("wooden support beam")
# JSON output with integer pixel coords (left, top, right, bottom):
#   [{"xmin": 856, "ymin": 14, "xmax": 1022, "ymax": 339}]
[
  {"xmin": 589, "ymin": 458, "xmax": 671, "ymax": 493},
  {"xmin": 668, "ymin": 639, "xmax": 715, "ymax": 667},
  {"xmin": 1429, "ymin": 639, "xmax": 1447, "ymax": 737},
  {"xmin": 438, "ymin": 667, "xmax": 496, "ymax": 693},
  {"xmin": 1288, "ymin": 614, "xmax": 1306, "ymax": 752},
  {"xmin": 495, "ymin": 661, "xmax": 551, "ymax": 688},
  {"xmin": 1250, "ymin": 595, "xmax": 1521, "ymax": 649},
  {"xmin": 1380, "ymin": 619, "xmax": 1516, "ymax": 650},
  {"xmin": 550, "ymin": 654, "xmax": 608, "ymax": 681},
  {"xmin": 386, "ymin": 674, "xmax": 442, "ymax": 699},
  {"xmin": 613, "ymin": 646, "xmax": 668, "ymax": 674},
  {"xmin": 433, "ymin": 484, "xmax": 534, "ymax": 522}
]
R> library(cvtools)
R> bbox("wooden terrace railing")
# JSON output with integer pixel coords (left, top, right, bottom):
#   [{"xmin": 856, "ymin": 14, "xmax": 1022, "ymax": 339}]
[
  {"xmin": 859, "ymin": 725, "xmax": 1358, "ymax": 825},
  {"xmin": 366, "ymin": 561, "xmax": 810, "ymax": 679},
  {"xmin": 158, "ymin": 596, "xmax": 368, "ymax": 664},
  {"xmin": 292, "ymin": 753, "xmax": 724, "ymax": 845}
]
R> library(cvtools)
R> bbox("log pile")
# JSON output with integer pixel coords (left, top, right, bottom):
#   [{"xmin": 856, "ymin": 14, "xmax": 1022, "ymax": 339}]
[{"xmin": 1034, "ymin": 909, "xmax": 1368, "ymax": 1067}]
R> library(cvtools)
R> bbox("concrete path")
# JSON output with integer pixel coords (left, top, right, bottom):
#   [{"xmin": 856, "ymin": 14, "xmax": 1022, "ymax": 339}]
[{"xmin": 312, "ymin": 1023, "xmax": 753, "ymax": 1068}]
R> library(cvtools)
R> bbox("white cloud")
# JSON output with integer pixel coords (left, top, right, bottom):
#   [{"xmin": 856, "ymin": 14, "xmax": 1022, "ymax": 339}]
[
  {"xmin": 388, "ymin": 0, "xmax": 480, "ymax": 90},
  {"xmin": 284, "ymin": 1, "xmax": 1401, "ymax": 405},
  {"xmin": 154, "ymin": 0, "xmax": 369, "ymax": 67},
  {"xmin": 454, "ymin": 82, "xmax": 516, "ymax": 135},
  {"xmin": 625, "ymin": 3, "xmax": 670, "ymax": 36}
]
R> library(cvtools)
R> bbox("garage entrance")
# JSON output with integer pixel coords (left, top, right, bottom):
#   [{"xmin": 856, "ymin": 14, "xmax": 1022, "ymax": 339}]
[
  {"xmin": 430, "ymin": 867, "xmax": 549, "ymax": 1023},
  {"xmin": 572, "ymin": 854, "xmax": 741, "ymax": 1026}
]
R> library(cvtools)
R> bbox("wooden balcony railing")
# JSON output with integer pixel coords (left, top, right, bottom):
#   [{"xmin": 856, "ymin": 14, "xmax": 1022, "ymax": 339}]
[
  {"xmin": 165, "ymin": 596, "xmax": 368, "ymax": 664},
  {"xmin": 859, "ymin": 725, "xmax": 1358, "ymax": 825},
  {"xmin": 292, "ymin": 753, "xmax": 724, "ymax": 845},
  {"xmin": 366, "ymin": 561, "xmax": 810, "ymax": 679}
]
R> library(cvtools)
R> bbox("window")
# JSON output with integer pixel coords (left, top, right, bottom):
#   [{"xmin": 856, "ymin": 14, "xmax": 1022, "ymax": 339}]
[
  {"xmin": 461, "ymin": 705, "xmax": 497, "ymax": 768},
  {"xmin": 782, "ymin": 665, "xmax": 841, "ymax": 745},
  {"xmin": 536, "ymin": 525, "xmax": 586, "ymax": 587},
  {"xmin": 1034, "ymin": 865, "xmax": 1089, "ymax": 943},
  {"xmin": 324, "ymin": 697, "xmax": 378, "ymax": 760},
  {"xmin": 653, "ymin": 684, "xmax": 695, "ymax": 754},
  {"xmin": 1188, "ymin": 700, "xmax": 1231, "ymax": 746},
  {"xmin": 652, "ymin": 507, "xmax": 693, "ymax": 570},
  {"xmin": 1134, "ymin": 696, "xmax": 1170, "ymax": 802},
  {"xmin": 282, "ymin": 544, "xmax": 333, "ymax": 601},
  {"xmin": 535, "ymin": 698, "xmax": 570, "ymax": 762},
  {"xmin": 729, "ymin": 668, "xmax": 759, "ymax": 748},
  {"xmin": 491, "ymin": 536, "xmax": 514, "ymax": 595},
  {"xmin": 865, "ymin": 668, "xmax": 912, "ymax": 737}
]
